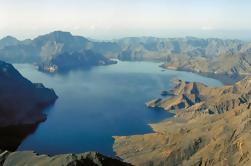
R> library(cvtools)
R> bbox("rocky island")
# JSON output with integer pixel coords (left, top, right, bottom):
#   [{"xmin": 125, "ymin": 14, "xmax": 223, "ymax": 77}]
[{"xmin": 113, "ymin": 77, "xmax": 251, "ymax": 166}]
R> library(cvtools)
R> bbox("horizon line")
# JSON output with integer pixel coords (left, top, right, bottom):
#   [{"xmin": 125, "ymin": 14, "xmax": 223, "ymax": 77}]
[{"xmin": 1, "ymin": 30, "xmax": 251, "ymax": 42}]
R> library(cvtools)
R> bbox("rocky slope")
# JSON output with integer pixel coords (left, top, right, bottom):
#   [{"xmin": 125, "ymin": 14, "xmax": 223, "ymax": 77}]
[
  {"xmin": 0, "ymin": 60, "xmax": 57, "ymax": 151},
  {"xmin": 113, "ymin": 77, "xmax": 251, "ymax": 166},
  {"xmin": 0, "ymin": 150, "xmax": 131, "ymax": 166}
]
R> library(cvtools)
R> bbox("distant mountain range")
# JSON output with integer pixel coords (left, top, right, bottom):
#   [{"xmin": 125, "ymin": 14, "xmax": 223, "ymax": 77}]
[
  {"xmin": 0, "ymin": 31, "xmax": 251, "ymax": 75},
  {"xmin": 116, "ymin": 37, "xmax": 251, "ymax": 75},
  {"xmin": 0, "ymin": 31, "xmax": 117, "ymax": 63},
  {"xmin": 0, "ymin": 31, "xmax": 118, "ymax": 72}
]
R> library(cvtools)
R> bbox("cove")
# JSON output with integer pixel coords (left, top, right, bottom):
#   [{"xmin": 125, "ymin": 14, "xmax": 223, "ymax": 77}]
[{"xmin": 15, "ymin": 61, "xmax": 222, "ymax": 156}]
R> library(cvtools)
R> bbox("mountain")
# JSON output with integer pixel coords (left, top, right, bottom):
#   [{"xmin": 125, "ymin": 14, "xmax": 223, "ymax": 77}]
[
  {"xmin": 114, "ymin": 77, "xmax": 251, "ymax": 166},
  {"xmin": 0, "ymin": 151, "xmax": 131, "ymax": 166},
  {"xmin": 0, "ymin": 60, "xmax": 57, "ymax": 151},
  {"xmin": 117, "ymin": 37, "xmax": 245, "ymax": 60},
  {"xmin": 0, "ymin": 36, "xmax": 20, "ymax": 49},
  {"xmin": 117, "ymin": 37, "xmax": 251, "ymax": 75},
  {"xmin": 33, "ymin": 31, "xmax": 89, "ymax": 62},
  {"xmin": 1, "ymin": 32, "xmax": 251, "ymax": 75},
  {"xmin": 0, "ymin": 31, "xmax": 118, "ymax": 70}
]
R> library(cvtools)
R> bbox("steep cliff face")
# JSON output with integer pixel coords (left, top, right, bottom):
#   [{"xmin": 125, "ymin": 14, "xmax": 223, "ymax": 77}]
[
  {"xmin": 114, "ymin": 77, "xmax": 251, "ymax": 166},
  {"xmin": 0, "ymin": 151, "xmax": 132, "ymax": 166},
  {"xmin": 0, "ymin": 60, "xmax": 57, "ymax": 151},
  {"xmin": 0, "ymin": 60, "xmax": 57, "ymax": 127}
]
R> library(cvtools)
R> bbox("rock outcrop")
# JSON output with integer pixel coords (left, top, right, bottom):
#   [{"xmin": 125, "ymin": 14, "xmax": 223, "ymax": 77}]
[
  {"xmin": 0, "ymin": 150, "xmax": 132, "ymax": 166},
  {"xmin": 114, "ymin": 77, "xmax": 251, "ymax": 166}
]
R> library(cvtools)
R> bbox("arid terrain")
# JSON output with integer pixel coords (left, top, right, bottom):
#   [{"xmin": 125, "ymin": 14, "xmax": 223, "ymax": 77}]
[{"xmin": 114, "ymin": 77, "xmax": 251, "ymax": 166}]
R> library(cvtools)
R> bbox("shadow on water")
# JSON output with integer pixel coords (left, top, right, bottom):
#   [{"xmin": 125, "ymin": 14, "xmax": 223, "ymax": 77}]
[{"xmin": 0, "ymin": 101, "xmax": 57, "ymax": 151}]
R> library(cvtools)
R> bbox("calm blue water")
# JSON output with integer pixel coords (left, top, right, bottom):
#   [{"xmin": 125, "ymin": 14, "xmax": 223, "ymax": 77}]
[{"xmin": 15, "ymin": 61, "xmax": 222, "ymax": 157}]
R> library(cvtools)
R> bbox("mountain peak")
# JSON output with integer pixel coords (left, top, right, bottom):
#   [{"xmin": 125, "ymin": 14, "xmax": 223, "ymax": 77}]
[
  {"xmin": 34, "ymin": 30, "xmax": 88, "ymax": 45},
  {"xmin": 0, "ymin": 36, "xmax": 20, "ymax": 48},
  {"xmin": 48, "ymin": 30, "xmax": 73, "ymax": 36},
  {"xmin": 1, "ymin": 35, "xmax": 18, "ymax": 41}
]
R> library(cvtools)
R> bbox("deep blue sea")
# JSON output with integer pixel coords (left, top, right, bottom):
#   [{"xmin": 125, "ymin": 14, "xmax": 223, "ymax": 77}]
[{"xmin": 14, "ymin": 61, "xmax": 222, "ymax": 157}]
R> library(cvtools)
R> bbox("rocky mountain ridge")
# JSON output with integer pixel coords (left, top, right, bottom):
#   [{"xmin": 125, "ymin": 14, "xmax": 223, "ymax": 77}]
[
  {"xmin": 1, "ymin": 32, "xmax": 251, "ymax": 75},
  {"xmin": 116, "ymin": 37, "xmax": 251, "ymax": 75}
]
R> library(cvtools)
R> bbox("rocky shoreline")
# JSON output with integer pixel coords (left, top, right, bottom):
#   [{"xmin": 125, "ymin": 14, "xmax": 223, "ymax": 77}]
[{"xmin": 113, "ymin": 76, "xmax": 251, "ymax": 165}]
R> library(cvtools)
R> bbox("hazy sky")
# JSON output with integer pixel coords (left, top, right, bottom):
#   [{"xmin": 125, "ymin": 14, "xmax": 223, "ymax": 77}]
[{"xmin": 1, "ymin": 0, "xmax": 251, "ymax": 40}]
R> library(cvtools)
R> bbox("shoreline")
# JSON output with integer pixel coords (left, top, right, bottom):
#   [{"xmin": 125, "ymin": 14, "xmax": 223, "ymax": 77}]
[
  {"xmin": 160, "ymin": 64, "xmax": 244, "ymax": 85},
  {"xmin": 113, "ymin": 75, "xmax": 251, "ymax": 165},
  {"xmin": 12, "ymin": 61, "xmax": 241, "ymax": 161}
]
